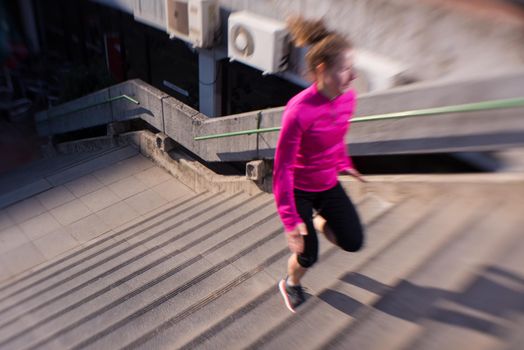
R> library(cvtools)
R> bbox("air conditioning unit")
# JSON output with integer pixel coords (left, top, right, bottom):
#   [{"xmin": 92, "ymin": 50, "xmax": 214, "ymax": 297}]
[
  {"xmin": 228, "ymin": 11, "xmax": 290, "ymax": 75},
  {"xmin": 165, "ymin": 0, "xmax": 219, "ymax": 48}
]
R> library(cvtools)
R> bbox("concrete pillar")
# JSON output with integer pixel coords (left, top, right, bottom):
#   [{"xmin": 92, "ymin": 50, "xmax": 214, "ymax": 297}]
[
  {"xmin": 17, "ymin": 0, "xmax": 40, "ymax": 53},
  {"xmin": 155, "ymin": 132, "xmax": 176, "ymax": 152},
  {"xmin": 198, "ymin": 49, "xmax": 221, "ymax": 117},
  {"xmin": 246, "ymin": 160, "xmax": 269, "ymax": 182}
]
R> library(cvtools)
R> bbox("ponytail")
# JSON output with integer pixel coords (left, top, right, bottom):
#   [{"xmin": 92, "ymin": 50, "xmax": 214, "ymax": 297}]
[
  {"xmin": 287, "ymin": 16, "xmax": 330, "ymax": 47},
  {"xmin": 286, "ymin": 16, "xmax": 352, "ymax": 73}
]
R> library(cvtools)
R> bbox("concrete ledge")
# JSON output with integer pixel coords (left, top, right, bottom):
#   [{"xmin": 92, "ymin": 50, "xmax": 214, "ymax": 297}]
[
  {"xmin": 196, "ymin": 108, "xmax": 283, "ymax": 162},
  {"xmin": 161, "ymin": 92, "xmax": 204, "ymax": 154},
  {"xmin": 47, "ymin": 89, "xmax": 113, "ymax": 136},
  {"xmin": 138, "ymin": 71, "xmax": 524, "ymax": 161},
  {"xmin": 340, "ymin": 172, "xmax": 524, "ymax": 204},
  {"xmin": 347, "ymin": 173, "xmax": 524, "ymax": 184},
  {"xmin": 14, "ymin": 127, "xmax": 524, "ymax": 208},
  {"xmin": 121, "ymin": 130, "xmax": 268, "ymax": 195},
  {"xmin": 111, "ymin": 80, "xmax": 167, "ymax": 132},
  {"xmin": 120, "ymin": 129, "xmax": 524, "ymax": 204},
  {"xmin": 355, "ymin": 70, "xmax": 524, "ymax": 116},
  {"xmin": 37, "ymin": 70, "xmax": 524, "ymax": 162}
]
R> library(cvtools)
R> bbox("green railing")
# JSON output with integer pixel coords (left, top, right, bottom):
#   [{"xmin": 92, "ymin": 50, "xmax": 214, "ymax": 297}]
[
  {"xmin": 49, "ymin": 94, "xmax": 140, "ymax": 118},
  {"xmin": 194, "ymin": 97, "xmax": 524, "ymax": 141}
]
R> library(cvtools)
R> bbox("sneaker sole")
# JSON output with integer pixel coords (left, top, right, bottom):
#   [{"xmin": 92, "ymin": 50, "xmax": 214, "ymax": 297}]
[{"xmin": 278, "ymin": 279, "xmax": 296, "ymax": 313}]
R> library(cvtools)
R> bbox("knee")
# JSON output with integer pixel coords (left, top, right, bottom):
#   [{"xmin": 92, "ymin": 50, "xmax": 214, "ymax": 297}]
[
  {"xmin": 339, "ymin": 227, "xmax": 364, "ymax": 252},
  {"xmin": 297, "ymin": 253, "xmax": 318, "ymax": 268}
]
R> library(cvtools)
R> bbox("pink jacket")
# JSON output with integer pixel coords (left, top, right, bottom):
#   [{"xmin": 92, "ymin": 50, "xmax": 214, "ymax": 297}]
[{"xmin": 273, "ymin": 83, "xmax": 356, "ymax": 232}]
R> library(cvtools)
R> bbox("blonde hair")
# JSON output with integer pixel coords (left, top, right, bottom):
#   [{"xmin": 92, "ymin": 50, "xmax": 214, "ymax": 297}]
[{"xmin": 287, "ymin": 16, "xmax": 352, "ymax": 73}]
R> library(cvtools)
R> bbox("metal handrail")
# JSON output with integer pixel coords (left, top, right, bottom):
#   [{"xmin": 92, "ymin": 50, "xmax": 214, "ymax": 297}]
[
  {"xmin": 49, "ymin": 94, "xmax": 140, "ymax": 118},
  {"xmin": 194, "ymin": 97, "xmax": 524, "ymax": 141}
]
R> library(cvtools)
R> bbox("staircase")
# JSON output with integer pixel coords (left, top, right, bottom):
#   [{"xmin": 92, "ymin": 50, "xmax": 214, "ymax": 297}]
[{"xmin": 0, "ymin": 146, "xmax": 522, "ymax": 349}]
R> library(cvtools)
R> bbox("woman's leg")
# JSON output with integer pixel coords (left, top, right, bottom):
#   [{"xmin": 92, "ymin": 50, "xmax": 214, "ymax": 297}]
[
  {"xmin": 287, "ymin": 253, "xmax": 307, "ymax": 285},
  {"xmin": 279, "ymin": 189, "xmax": 319, "ymax": 312},
  {"xmin": 318, "ymin": 183, "xmax": 364, "ymax": 252},
  {"xmin": 287, "ymin": 189, "xmax": 319, "ymax": 284}
]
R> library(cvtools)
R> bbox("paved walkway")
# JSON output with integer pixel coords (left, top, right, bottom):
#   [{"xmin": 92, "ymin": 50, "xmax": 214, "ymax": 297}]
[{"xmin": 0, "ymin": 151, "xmax": 193, "ymax": 283}]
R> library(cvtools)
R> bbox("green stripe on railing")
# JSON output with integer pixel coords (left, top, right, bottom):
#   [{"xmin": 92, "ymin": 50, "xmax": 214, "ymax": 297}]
[
  {"xmin": 352, "ymin": 97, "xmax": 524, "ymax": 123},
  {"xmin": 49, "ymin": 94, "xmax": 140, "ymax": 118},
  {"xmin": 194, "ymin": 97, "xmax": 524, "ymax": 141}
]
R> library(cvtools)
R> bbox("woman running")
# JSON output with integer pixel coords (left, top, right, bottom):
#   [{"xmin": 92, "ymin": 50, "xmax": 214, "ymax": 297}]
[{"xmin": 274, "ymin": 16, "xmax": 365, "ymax": 313}]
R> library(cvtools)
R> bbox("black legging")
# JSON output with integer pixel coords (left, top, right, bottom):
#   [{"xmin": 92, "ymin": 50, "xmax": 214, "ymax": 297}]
[{"xmin": 294, "ymin": 182, "xmax": 364, "ymax": 268}]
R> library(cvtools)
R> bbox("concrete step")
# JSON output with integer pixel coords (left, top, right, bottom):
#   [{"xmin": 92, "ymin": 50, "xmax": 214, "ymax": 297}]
[
  {"xmin": 0, "ymin": 189, "xmax": 204, "ymax": 296},
  {"xmin": 0, "ymin": 145, "xmax": 139, "ymax": 209},
  {"xmin": 0, "ymin": 191, "xmax": 245, "ymax": 333},
  {"xmin": 130, "ymin": 195, "xmax": 401, "ymax": 349},
  {"xmin": 66, "ymin": 197, "xmax": 281, "ymax": 349},
  {"xmin": 278, "ymin": 193, "xmax": 508, "ymax": 347},
  {"xmin": 0, "ymin": 190, "xmax": 218, "ymax": 310},
  {"xmin": 358, "ymin": 202, "xmax": 524, "ymax": 350},
  {"xmin": 3, "ymin": 193, "xmax": 272, "ymax": 348},
  {"xmin": 254, "ymin": 192, "xmax": 496, "ymax": 350},
  {"xmin": 0, "ymin": 146, "xmax": 520, "ymax": 350},
  {"xmin": 0, "ymin": 192, "xmax": 217, "ymax": 342},
  {"xmin": 191, "ymin": 191, "xmax": 474, "ymax": 349},
  {"xmin": 1, "ymin": 192, "xmax": 381, "ymax": 350},
  {"xmin": 164, "ymin": 193, "xmax": 405, "ymax": 350},
  {"xmin": 0, "ymin": 192, "xmax": 273, "ymax": 349},
  {"xmin": 126, "ymin": 227, "xmax": 286, "ymax": 348},
  {"xmin": 0, "ymin": 192, "xmax": 235, "ymax": 327}
]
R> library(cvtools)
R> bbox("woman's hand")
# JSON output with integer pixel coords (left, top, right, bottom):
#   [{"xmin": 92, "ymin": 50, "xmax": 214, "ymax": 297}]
[
  {"xmin": 341, "ymin": 168, "xmax": 367, "ymax": 183},
  {"xmin": 286, "ymin": 223, "xmax": 308, "ymax": 254}
]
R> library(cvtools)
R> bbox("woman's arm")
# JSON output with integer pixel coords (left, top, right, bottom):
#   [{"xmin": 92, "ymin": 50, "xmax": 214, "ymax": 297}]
[
  {"xmin": 337, "ymin": 142, "xmax": 366, "ymax": 182},
  {"xmin": 336, "ymin": 141, "xmax": 354, "ymax": 173},
  {"xmin": 273, "ymin": 108, "xmax": 305, "ymax": 232}
]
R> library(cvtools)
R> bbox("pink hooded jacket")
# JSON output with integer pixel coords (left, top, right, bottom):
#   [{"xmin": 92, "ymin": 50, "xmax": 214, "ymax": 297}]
[{"xmin": 273, "ymin": 83, "xmax": 356, "ymax": 232}]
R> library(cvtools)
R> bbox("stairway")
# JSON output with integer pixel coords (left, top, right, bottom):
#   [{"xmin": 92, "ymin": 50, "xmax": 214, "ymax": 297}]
[{"xmin": 0, "ymin": 147, "xmax": 522, "ymax": 350}]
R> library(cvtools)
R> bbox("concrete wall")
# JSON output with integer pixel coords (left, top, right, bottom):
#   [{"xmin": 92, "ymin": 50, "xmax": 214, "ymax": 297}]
[
  {"xmin": 36, "ymin": 89, "xmax": 112, "ymax": 136},
  {"xmin": 355, "ymin": 71, "xmax": 524, "ymax": 115},
  {"xmin": 350, "ymin": 70, "xmax": 524, "ymax": 155},
  {"xmin": 110, "ymin": 81, "xmax": 168, "ymax": 132},
  {"xmin": 219, "ymin": 0, "xmax": 524, "ymax": 83},
  {"xmin": 107, "ymin": 0, "xmax": 524, "ymax": 85},
  {"xmin": 36, "ymin": 71, "xmax": 524, "ymax": 162}
]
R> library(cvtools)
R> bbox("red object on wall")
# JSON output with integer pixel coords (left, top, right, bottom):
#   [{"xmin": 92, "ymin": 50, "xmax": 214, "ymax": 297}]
[{"xmin": 104, "ymin": 33, "xmax": 124, "ymax": 82}]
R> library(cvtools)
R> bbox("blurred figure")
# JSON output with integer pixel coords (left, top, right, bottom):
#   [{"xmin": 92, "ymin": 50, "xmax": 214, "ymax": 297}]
[{"xmin": 273, "ymin": 16, "xmax": 365, "ymax": 313}]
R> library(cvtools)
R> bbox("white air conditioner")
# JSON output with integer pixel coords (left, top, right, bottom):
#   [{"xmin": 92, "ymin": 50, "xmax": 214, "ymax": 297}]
[
  {"xmin": 228, "ymin": 11, "xmax": 290, "ymax": 75},
  {"xmin": 165, "ymin": 0, "xmax": 219, "ymax": 48}
]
